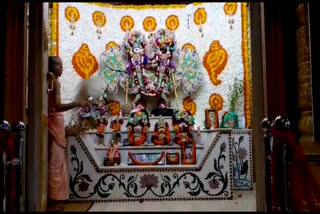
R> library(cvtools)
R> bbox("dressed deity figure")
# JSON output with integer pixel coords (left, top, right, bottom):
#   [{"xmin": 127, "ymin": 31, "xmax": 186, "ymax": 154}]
[
  {"xmin": 96, "ymin": 118, "xmax": 108, "ymax": 146},
  {"xmin": 110, "ymin": 116, "xmax": 124, "ymax": 145},
  {"xmin": 172, "ymin": 109, "xmax": 197, "ymax": 164},
  {"xmin": 126, "ymin": 104, "xmax": 150, "ymax": 146},
  {"xmin": 104, "ymin": 139, "xmax": 120, "ymax": 166},
  {"xmin": 151, "ymin": 116, "xmax": 171, "ymax": 145},
  {"xmin": 153, "ymin": 29, "xmax": 177, "ymax": 105},
  {"xmin": 124, "ymin": 31, "xmax": 148, "ymax": 103}
]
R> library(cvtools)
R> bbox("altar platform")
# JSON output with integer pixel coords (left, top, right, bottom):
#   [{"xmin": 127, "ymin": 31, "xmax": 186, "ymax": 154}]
[{"xmin": 66, "ymin": 116, "xmax": 253, "ymax": 203}]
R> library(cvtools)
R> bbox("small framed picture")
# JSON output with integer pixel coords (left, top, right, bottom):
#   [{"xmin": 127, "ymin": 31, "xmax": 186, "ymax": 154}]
[
  {"xmin": 205, "ymin": 109, "xmax": 219, "ymax": 129},
  {"xmin": 166, "ymin": 152, "xmax": 180, "ymax": 165}
]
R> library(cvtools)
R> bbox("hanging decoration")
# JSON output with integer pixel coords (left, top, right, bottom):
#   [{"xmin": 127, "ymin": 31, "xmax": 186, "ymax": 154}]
[
  {"xmin": 72, "ymin": 44, "xmax": 98, "ymax": 79},
  {"xmin": 209, "ymin": 93, "xmax": 224, "ymax": 126},
  {"xmin": 165, "ymin": 15, "xmax": 179, "ymax": 31},
  {"xmin": 241, "ymin": 2, "xmax": 252, "ymax": 128},
  {"xmin": 183, "ymin": 96, "xmax": 197, "ymax": 116},
  {"xmin": 143, "ymin": 16, "xmax": 157, "ymax": 33},
  {"xmin": 224, "ymin": 2, "xmax": 238, "ymax": 29},
  {"xmin": 175, "ymin": 43, "xmax": 204, "ymax": 93},
  {"xmin": 120, "ymin": 15, "xmax": 135, "ymax": 32},
  {"xmin": 65, "ymin": 6, "xmax": 80, "ymax": 35},
  {"xmin": 143, "ymin": 17, "xmax": 157, "ymax": 62},
  {"xmin": 92, "ymin": 11, "xmax": 106, "ymax": 39},
  {"xmin": 194, "ymin": 8, "xmax": 207, "ymax": 37},
  {"xmin": 203, "ymin": 40, "xmax": 228, "ymax": 86},
  {"xmin": 49, "ymin": 2, "xmax": 59, "ymax": 56},
  {"xmin": 209, "ymin": 93, "xmax": 223, "ymax": 111}
]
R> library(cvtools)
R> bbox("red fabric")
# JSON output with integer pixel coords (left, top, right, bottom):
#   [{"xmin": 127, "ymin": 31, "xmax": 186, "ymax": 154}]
[
  {"xmin": 48, "ymin": 112, "xmax": 69, "ymax": 200},
  {"xmin": 271, "ymin": 128, "xmax": 320, "ymax": 211},
  {"xmin": 6, "ymin": 134, "xmax": 17, "ymax": 212}
]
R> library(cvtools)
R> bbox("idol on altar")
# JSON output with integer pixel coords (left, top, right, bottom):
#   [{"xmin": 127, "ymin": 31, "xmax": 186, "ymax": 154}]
[
  {"xmin": 172, "ymin": 109, "xmax": 197, "ymax": 164},
  {"xmin": 110, "ymin": 116, "xmax": 124, "ymax": 146},
  {"xmin": 104, "ymin": 139, "xmax": 120, "ymax": 166},
  {"xmin": 59, "ymin": 2, "xmax": 254, "ymax": 203},
  {"xmin": 126, "ymin": 104, "xmax": 150, "ymax": 146},
  {"xmin": 151, "ymin": 116, "xmax": 171, "ymax": 145}
]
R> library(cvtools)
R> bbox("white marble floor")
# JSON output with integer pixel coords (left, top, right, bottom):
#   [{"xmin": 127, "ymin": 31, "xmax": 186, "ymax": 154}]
[{"xmin": 88, "ymin": 187, "xmax": 256, "ymax": 212}]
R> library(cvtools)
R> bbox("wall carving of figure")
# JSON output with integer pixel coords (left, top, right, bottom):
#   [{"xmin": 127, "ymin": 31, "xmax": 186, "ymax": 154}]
[
  {"xmin": 175, "ymin": 43, "xmax": 204, "ymax": 94},
  {"xmin": 100, "ymin": 41, "xmax": 126, "ymax": 94}
]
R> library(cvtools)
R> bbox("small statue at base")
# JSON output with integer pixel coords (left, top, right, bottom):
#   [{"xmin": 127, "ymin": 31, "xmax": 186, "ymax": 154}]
[
  {"xmin": 152, "ymin": 116, "xmax": 171, "ymax": 145},
  {"xmin": 172, "ymin": 110, "xmax": 197, "ymax": 165},
  {"xmin": 96, "ymin": 118, "xmax": 108, "ymax": 147},
  {"xmin": 110, "ymin": 116, "xmax": 124, "ymax": 146},
  {"xmin": 104, "ymin": 139, "xmax": 120, "ymax": 166},
  {"xmin": 126, "ymin": 104, "xmax": 150, "ymax": 146}
]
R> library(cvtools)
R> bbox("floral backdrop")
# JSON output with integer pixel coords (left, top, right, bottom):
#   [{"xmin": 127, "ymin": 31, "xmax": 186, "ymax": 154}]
[{"xmin": 49, "ymin": 2, "xmax": 252, "ymax": 129}]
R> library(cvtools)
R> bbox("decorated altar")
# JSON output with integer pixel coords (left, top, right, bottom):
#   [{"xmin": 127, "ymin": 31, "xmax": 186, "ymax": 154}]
[{"xmin": 49, "ymin": 2, "xmax": 253, "ymax": 203}]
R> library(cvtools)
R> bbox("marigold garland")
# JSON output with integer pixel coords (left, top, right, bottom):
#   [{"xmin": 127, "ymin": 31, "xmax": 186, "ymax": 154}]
[
  {"xmin": 209, "ymin": 93, "xmax": 223, "ymax": 111},
  {"xmin": 183, "ymin": 96, "xmax": 197, "ymax": 116},
  {"xmin": 165, "ymin": 15, "xmax": 179, "ymax": 31},
  {"xmin": 49, "ymin": 3, "xmax": 59, "ymax": 56},
  {"xmin": 241, "ymin": 3, "xmax": 252, "ymax": 128},
  {"xmin": 72, "ymin": 44, "xmax": 98, "ymax": 79},
  {"xmin": 143, "ymin": 16, "xmax": 157, "ymax": 32},
  {"xmin": 224, "ymin": 2, "xmax": 238, "ymax": 16},
  {"xmin": 194, "ymin": 8, "xmax": 207, "ymax": 25},
  {"xmin": 120, "ymin": 15, "xmax": 135, "ymax": 32},
  {"xmin": 108, "ymin": 101, "xmax": 121, "ymax": 116},
  {"xmin": 128, "ymin": 151, "xmax": 165, "ymax": 165},
  {"xmin": 92, "ymin": 11, "xmax": 106, "ymax": 27},
  {"xmin": 203, "ymin": 40, "xmax": 228, "ymax": 86},
  {"xmin": 65, "ymin": 6, "xmax": 80, "ymax": 22},
  {"xmin": 87, "ymin": 3, "xmax": 186, "ymax": 10},
  {"xmin": 193, "ymin": 2, "xmax": 203, "ymax": 6}
]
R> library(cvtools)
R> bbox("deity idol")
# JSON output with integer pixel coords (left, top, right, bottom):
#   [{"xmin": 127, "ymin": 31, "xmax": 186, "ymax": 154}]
[
  {"xmin": 123, "ymin": 31, "xmax": 148, "ymax": 103},
  {"xmin": 151, "ymin": 116, "xmax": 171, "ymax": 145},
  {"xmin": 104, "ymin": 139, "xmax": 120, "ymax": 166},
  {"xmin": 172, "ymin": 109, "xmax": 197, "ymax": 164},
  {"xmin": 153, "ymin": 29, "xmax": 177, "ymax": 105},
  {"xmin": 126, "ymin": 104, "xmax": 150, "ymax": 146},
  {"xmin": 110, "ymin": 116, "xmax": 124, "ymax": 146},
  {"xmin": 96, "ymin": 118, "xmax": 108, "ymax": 147},
  {"xmin": 122, "ymin": 29, "xmax": 177, "ymax": 106}
]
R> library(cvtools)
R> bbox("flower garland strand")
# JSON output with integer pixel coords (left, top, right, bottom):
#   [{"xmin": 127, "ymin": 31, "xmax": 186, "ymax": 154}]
[{"xmin": 241, "ymin": 2, "xmax": 252, "ymax": 128}]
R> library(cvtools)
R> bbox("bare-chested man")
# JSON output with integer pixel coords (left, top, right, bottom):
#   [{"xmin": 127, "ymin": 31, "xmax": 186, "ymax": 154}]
[{"xmin": 47, "ymin": 56, "xmax": 88, "ymax": 209}]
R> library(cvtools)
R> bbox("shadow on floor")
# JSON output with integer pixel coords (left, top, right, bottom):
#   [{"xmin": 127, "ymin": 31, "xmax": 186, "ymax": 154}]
[{"xmin": 46, "ymin": 201, "xmax": 94, "ymax": 212}]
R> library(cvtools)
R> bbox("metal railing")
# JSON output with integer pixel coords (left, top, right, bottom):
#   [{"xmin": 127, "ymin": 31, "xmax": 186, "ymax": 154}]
[{"xmin": 0, "ymin": 120, "xmax": 25, "ymax": 212}]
